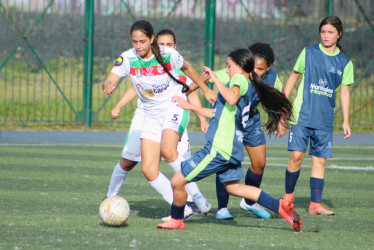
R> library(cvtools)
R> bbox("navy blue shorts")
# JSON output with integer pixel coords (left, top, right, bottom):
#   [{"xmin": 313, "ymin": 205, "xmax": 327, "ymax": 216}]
[
  {"xmin": 243, "ymin": 119, "xmax": 266, "ymax": 147},
  {"xmin": 181, "ymin": 145, "xmax": 244, "ymax": 183},
  {"xmin": 287, "ymin": 124, "xmax": 333, "ymax": 158}
]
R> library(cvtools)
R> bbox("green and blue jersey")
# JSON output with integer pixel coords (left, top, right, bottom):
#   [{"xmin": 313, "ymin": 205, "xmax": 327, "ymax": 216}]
[{"xmin": 291, "ymin": 44, "xmax": 354, "ymax": 131}]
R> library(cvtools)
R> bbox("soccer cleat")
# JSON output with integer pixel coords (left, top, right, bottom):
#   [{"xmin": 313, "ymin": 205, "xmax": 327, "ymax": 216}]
[
  {"xmin": 194, "ymin": 197, "xmax": 212, "ymax": 214},
  {"xmin": 309, "ymin": 202, "xmax": 335, "ymax": 215},
  {"xmin": 187, "ymin": 201, "xmax": 201, "ymax": 214},
  {"xmin": 161, "ymin": 204, "xmax": 194, "ymax": 221},
  {"xmin": 157, "ymin": 218, "xmax": 185, "ymax": 229},
  {"xmin": 278, "ymin": 199, "xmax": 302, "ymax": 232},
  {"xmin": 240, "ymin": 199, "xmax": 271, "ymax": 218},
  {"xmin": 216, "ymin": 208, "xmax": 233, "ymax": 220},
  {"xmin": 283, "ymin": 192, "xmax": 294, "ymax": 202}
]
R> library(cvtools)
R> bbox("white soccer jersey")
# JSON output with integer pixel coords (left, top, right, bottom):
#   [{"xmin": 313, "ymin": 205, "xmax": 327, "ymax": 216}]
[{"xmin": 111, "ymin": 46, "xmax": 186, "ymax": 115}]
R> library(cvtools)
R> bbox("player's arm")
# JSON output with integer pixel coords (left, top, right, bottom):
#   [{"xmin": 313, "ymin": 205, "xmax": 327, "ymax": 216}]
[
  {"xmin": 181, "ymin": 61, "xmax": 217, "ymax": 104},
  {"xmin": 187, "ymin": 90, "xmax": 209, "ymax": 133},
  {"xmin": 173, "ymin": 96, "xmax": 213, "ymax": 119},
  {"xmin": 340, "ymin": 84, "xmax": 351, "ymax": 139},
  {"xmin": 204, "ymin": 66, "xmax": 240, "ymax": 105},
  {"xmin": 284, "ymin": 70, "xmax": 300, "ymax": 98},
  {"xmin": 111, "ymin": 85, "xmax": 137, "ymax": 119},
  {"xmin": 102, "ymin": 72, "xmax": 121, "ymax": 95}
]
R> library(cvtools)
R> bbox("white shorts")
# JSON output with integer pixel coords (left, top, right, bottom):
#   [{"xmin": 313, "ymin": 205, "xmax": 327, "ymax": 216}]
[
  {"xmin": 121, "ymin": 107, "xmax": 191, "ymax": 161},
  {"xmin": 141, "ymin": 101, "xmax": 189, "ymax": 143}
]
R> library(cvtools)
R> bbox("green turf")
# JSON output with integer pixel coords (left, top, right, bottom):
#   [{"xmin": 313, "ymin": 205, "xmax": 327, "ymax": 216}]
[{"xmin": 1, "ymin": 143, "xmax": 373, "ymax": 249}]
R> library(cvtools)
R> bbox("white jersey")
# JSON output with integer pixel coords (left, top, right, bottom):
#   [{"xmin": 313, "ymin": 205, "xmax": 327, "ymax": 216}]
[{"xmin": 111, "ymin": 46, "xmax": 187, "ymax": 116}]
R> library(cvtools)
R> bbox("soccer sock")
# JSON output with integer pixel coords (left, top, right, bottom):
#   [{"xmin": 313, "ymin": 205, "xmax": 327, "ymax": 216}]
[
  {"xmin": 171, "ymin": 203, "xmax": 185, "ymax": 220},
  {"xmin": 244, "ymin": 168, "xmax": 263, "ymax": 205},
  {"xmin": 285, "ymin": 169, "xmax": 300, "ymax": 194},
  {"xmin": 310, "ymin": 177, "xmax": 324, "ymax": 203},
  {"xmin": 106, "ymin": 162, "xmax": 128, "ymax": 197},
  {"xmin": 216, "ymin": 175, "xmax": 229, "ymax": 209},
  {"xmin": 148, "ymin": 172, "xmax": 173, "ymax": 205},
  {"xmin": 257, "ymin": 190, "xmax": 279, "ymax": 214},
  {"xmin": 169, "ymin": 153, "xmax": 203, "ymax": 201}
]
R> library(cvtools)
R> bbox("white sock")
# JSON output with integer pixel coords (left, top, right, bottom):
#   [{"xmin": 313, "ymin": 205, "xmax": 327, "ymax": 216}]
[
  {"xmin": 148, "ymin": 172, "xmax": 173, "ymax": 205},
  {"xmin": 168, "ymin": 154, "xmax": 199, "ymax": 202},
  {"xmin": 106, "ymin": 162, "xmax": 128, "ymax": 197}
]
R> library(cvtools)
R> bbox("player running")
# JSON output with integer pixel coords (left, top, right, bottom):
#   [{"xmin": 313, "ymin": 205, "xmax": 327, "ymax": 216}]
[
  {"xmin": 102, "ymin": 20, "xmax": 214, "ymax": 219},
  {"xmin": 157, "ymin": 48, "xmax": 301, "ymax": 231}
]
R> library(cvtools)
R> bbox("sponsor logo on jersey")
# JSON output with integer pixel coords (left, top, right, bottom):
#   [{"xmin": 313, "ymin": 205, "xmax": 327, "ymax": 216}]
[
  {"xmin": 157, "ymin": 65, "xmax": 164, "ymax": 74},
  {"xmin": 310, "ymin": 79, "xmax": 333, "ymax": 98},
  {"xmin": 329, "ymin": 67, "xmax": 336, "ymax": 73},
  {"xmin": 135, "ymin": 70, "xmax": 142, "ymax": 78},
  {"xmin": 114, "ymin": 56, "xmax": 123, "ymax": 66},
  {"xmin": 152, "ymin": 80, "xmax": 170, "ymax": 94},
  {"xmin": 130, "ymin": 63, "xmax": 172, "ymax": 76}
]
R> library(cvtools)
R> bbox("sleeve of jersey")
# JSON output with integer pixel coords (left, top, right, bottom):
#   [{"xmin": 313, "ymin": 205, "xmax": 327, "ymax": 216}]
[
  {"xmin": 274, "ymin": 76, "xmax": 283, "ymax": 91},
  {"xmin": 293, "ymin": 48, "xmax": 306, "ymax": 73},
  {"xmin": 213, "ymin": 69, "xmax": 230, "ymax": 84},
  {"xmin": 341, "ymin": 60, "xmax": 354, "ymax": 86},
  {"xmin": 229, "ymin": 74, "xmax": 248, "ymax": 96},
  {"xmin": 110, "ymin": 53, "xmax": 130, "ymax": 78},
  {"xmin": 170, "ymin": 49, "xmax": 184, "ymax": 70}
]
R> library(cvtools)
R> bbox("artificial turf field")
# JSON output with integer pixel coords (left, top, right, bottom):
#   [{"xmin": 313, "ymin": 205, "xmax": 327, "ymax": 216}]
[{"xmin": 0, "ymin": 142, "xmax": 373, "ymax": 249}]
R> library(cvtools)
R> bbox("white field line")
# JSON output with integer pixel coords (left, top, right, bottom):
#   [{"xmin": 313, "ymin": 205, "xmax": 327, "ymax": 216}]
[{"xmin": 241, "ymin": 161, "xmax": 374, "ymax": 171}]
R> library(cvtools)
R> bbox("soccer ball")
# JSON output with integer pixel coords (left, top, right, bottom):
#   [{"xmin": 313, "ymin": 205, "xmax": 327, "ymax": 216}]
[{"xmin": 99, "ymin": 196, "xmax": 130, "ymax": 226}]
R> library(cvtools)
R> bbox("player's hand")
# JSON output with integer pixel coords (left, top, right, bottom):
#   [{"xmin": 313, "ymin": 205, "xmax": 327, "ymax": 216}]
[
  {"xmin": 200, "ymin": 119, "xmax": 209, "ymax": 133},
  {"xmin": 275, "ymin": 119, "xmax": 287, "ymax": 138},
  {"xmin": 111, "ymin": 107, "xmax": 120, "ymax": 119},
  {"xmin": 201, "ymin": 71, "xmax": 211, "ymax": 84},
  {"xmin": 342, "ymin": 123, "xmax": 351, "ymax": 139},
  {"xmin": 172, "ymin": 96, "xmax": 191, "ymax": 110},
  {"xmin": 102, "ymin": 81, "xmax": 116, "ymax": 95}
]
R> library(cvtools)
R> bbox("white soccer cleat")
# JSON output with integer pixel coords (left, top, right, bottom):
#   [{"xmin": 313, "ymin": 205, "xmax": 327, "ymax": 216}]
[{"xmin": 194, "ymin": 196, "xmax": 212, "ymax": 214}]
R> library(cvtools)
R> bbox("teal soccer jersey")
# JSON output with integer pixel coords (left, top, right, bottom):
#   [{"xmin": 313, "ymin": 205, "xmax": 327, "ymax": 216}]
[
  {"xmin": 204, "ymin": 74, "xmax": 254, "ymax": 163},
  {"xmin": 291, "ymin": 44, "xmax": 354, "ymax": 131}
]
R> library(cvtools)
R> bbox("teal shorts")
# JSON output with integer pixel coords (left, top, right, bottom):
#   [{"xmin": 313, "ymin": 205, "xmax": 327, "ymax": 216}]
[
  {"xmin": 287, "ymin": 124, "xmax": 333, "ymax": 158},
  {"xmin": 181, "ymin": 144, "xmax": 244, "ymax": 183}
]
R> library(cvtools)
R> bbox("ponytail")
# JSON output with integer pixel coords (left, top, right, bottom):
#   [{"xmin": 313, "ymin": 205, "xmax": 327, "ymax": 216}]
[
  {"xmin": 251, "ymin": 71, "xmax": 293, "ymax": 134},
  {"xmin": 151, "ymin": 42, "xmax": 189, "ymax": 93}
]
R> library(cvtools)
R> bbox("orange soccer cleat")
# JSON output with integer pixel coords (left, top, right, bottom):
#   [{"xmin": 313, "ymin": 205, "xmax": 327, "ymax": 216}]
[
  {"xmin": 278, "ymin": 199, "xmax": 302, "ymax": 232},
  {"xmin": 283, "ymin": 192, "xmax": 294, "ymax": 202},
  {"xmin": 157, "ymin": 218, "xmax": 185, "ymax": 229},
  {"xmin": 309, "ymin": 202, "xmax": 335, "ymax": 215}
]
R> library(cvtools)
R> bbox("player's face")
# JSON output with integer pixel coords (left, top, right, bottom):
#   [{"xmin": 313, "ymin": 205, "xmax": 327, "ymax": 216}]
[
  {"xmin": 226, "ymin": 57, "xmax": 242, "ymax": 79},
  {"xmin": 131, "ymin": 30, "xmax": 154, "ymax": 59},
  {"xmin": 254, "ymin": 57, "xmax": 270, "ymax": 79},
  {"xmin": 157, "ymin": 34, "xmax": 176, "ymax": 49},
  {"xmin": 320, "ymin": 24, "xmax": 341, "ymax": 49}
]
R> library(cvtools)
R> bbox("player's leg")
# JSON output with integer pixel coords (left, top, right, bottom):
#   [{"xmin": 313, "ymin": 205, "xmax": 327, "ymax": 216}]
[
  {"xmin": 215, "ymin": 176, "xmax": 233, "ymax": 220},
  {"xmin": 284, "ymin": 125, "xmax": 309, "ymax": 201},
  {"xmin": 161, "ymin": 106, "xmax": 211, "ymax": 214},
  {"xmin": 106, "ymin": 158, "xmax": 137, "ymax": 197},
  {"xmin": 240, "ymin": 143, "xmax": 270, "ymax": 218},
  {"xmin": 105, "ymin": 112, "xmax": 142, "ymax": 197},
  {"xmin": 224, "ymin": 181, "xmax": 302, "ymax": 231},
  {"xmin": 308, "ymin": 130, "xmax": 334, "ymax": 215}
]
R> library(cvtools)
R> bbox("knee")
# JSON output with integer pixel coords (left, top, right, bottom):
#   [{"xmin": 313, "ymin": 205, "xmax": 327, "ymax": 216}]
[
  {"xmin": 161, "ymin": 146, "xmax": 178, "ymax": 163},
  {"xmin": 120, "ymin": 158, "xmax": 137, "ymax": 171},
  {"xmin": 251, "ymin": 159, "xmax": 266, "ymax": 174},
  {"xmin": 289, "ymin": 151, "xmax": 304, "ymax": 164},
  {"xmin": 141, "ymin": 163, "xmax": 158, "ymax": 181}
]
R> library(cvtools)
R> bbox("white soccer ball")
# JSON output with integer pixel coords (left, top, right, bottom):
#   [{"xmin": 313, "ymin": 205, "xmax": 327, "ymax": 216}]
[{"xmin": 99, "ymin": 196, "xmax": 130, "ymax": 226}]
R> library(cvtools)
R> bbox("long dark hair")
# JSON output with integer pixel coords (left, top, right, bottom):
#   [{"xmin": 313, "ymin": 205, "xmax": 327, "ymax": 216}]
[
  {"xmin": 228, "ymin": 49, "xmax": 293, "ymax": 134},
  {"xmin": 319, "ymin": 16, "xmax": 349, "ymax": 57},
  {"xmin": 130, "ymin": 20, "xmax": 189, "ymax": 93}
]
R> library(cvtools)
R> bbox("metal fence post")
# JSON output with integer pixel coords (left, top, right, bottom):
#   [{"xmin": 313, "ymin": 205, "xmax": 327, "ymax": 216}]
[
  {"xmin": 325, "ymin": 0, "xmax": 334, "ymax": 16},
  {"xmin": 83, "ymin": 0, "xmax": 95, "ymax": 128},
  {"xmin": 204, "ymin": 0, "xmax": 216, "ymax": 107}
]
